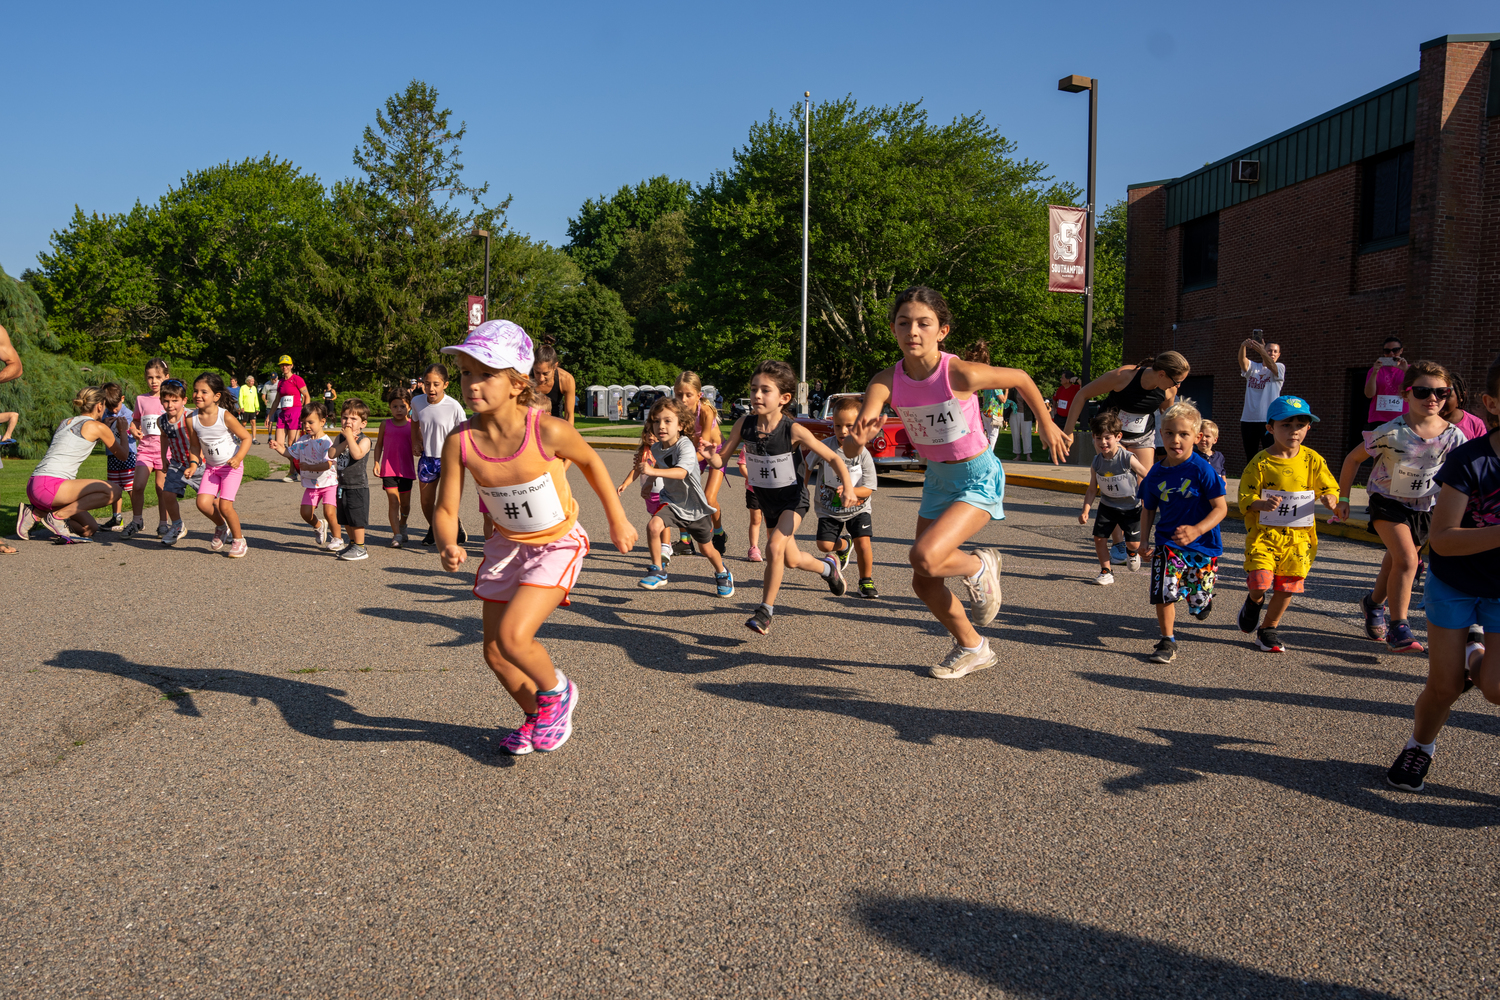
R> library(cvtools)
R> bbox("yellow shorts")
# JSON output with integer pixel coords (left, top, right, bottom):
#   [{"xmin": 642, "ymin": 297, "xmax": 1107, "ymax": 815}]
[{"xmin": 1244, "ymin": 526, "xmax": 1315, "ymax": 581}]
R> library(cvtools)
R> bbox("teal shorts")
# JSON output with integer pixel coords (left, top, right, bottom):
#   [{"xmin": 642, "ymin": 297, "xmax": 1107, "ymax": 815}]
[{"xmin": 918, "ymin": 449, "xmax": 1005, "ymax": 522}]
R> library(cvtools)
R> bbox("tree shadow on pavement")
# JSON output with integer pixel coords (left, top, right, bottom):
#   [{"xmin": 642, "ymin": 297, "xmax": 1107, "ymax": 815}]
[
  {"xmin": 1076, "ymin": 672, "xmax": 1500, "ymax": 737},
  {"xmin": 696, "ymin": 681, "xmax": 1500, "ymax": 828},
  {"xmin": 45, "ymin": 649, "xmax": 516, "ymax": 766},
  {"xmin": 858, "ymin": 895, "xmax": 1402, "ymax": 999}
]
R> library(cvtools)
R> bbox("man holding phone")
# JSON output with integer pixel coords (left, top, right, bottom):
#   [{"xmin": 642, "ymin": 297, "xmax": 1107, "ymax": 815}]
[
  {"xmin": 1237, "ymin": 331, "xmax": 1284, "ymax": 466},
  {"xmin": 1363, "ymin": 337, "xmax": 1409, "ymax": 430}
]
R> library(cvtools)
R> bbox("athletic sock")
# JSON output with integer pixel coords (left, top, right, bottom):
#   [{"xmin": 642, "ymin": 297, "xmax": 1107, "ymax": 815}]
[
  {"xmin": 759, "ymin": 603, "xmax": 774, "ymax": 617},
  {"xmin": 1405, "ymin": 736, "xmax": 1435, "ymax": 756},
  {"xmin": 660, "ymin": 543, "xmax": 672, "ymax": 561},
  {"xmin": 961, "ymin": 639, "xmax": 987, "ymax": 655},
  {"xmin": 819, "ymin": 560, "xmax": 834, "ymax": 579},
  {"xmin": 540, "ymin": 670, "xmax": 568, "ymax": 697},
  {"xmin": 965, "ymin": 565, "xmax": 985, "ymax": 587}
]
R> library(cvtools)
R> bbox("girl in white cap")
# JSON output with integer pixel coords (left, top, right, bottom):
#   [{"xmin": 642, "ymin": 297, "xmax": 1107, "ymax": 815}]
[{"xmin": 433, "ymin": 320, "xmax": 638, "ymax": 755}]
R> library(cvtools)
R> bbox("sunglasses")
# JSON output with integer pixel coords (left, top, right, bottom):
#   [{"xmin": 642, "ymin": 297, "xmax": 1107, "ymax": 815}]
[
  {"xmin": 1410, "ymin": 385, "xmax": 1452, "ymax": 400},
  {"xmin": 1382, "ymin": 346, "xmax": 1403, "ymax": 354}
]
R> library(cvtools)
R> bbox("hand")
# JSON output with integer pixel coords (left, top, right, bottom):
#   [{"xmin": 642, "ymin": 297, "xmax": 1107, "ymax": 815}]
[
  {"xmin": 1077, "ymin": 508, "xmax": 1088, "ymax": 525},
  {"xmin": 440, "ymin": 543, "xmax": 467, "ymax": 571},
  {"xmin": 1394, "ymin": 356, "xmax": 1408, "ymax": 370},
  {"xmin": 708, "ymin": 451, "xmax": 724, "ymax": 469},
  {"xmin": 1143, "ymin": 544, "xmax": 1155, "ymax": 559},
  {"xmin": 1320, "ymin": 493, "xmax": 1340, "ymax": 512},
  {"xmin": 1247, "ymin": 498, "xmax": 1278, "ymax": 512},
  {"xmin": 609, "ymin": 518, "xmax": 639, "ymax": 554},
  {"xmin": 1037, "ymin": 420, "xmax": 1070, "ymax": 464},
  {"xmin": 1170, "ymin": 524, "xmax": 1202, "ymax": 546},
  {"xmin": 129, "ymin": 424, "xmax": 143, "ymax": 441},
  {"xmin": 1331, "ymin": 501, "xmax": 1350, "ymax": 523},
  {"xmin": 616, "ymin": 481, "xmax": 627, "ymax": 495},
  {"xmin": 229, "ymin": 456, "xmax": 243, "ymax": 469},
  {"xmin": 640, "ymin": 453, "xmax": 658, "ymax": 470}
]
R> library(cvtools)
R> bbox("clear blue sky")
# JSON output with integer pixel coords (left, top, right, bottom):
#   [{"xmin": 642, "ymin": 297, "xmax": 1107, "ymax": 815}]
[{"xmin": 3, "ymin": 1, "xmax": 1493, "ymax": 276}]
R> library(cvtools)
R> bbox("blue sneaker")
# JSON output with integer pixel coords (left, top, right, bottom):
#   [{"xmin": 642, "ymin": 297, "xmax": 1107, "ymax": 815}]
[
  {"xmin": 715, "ymin": 570, "xmax": 734, "ymax": 598},
  {"xmin": 637, "ymin": 565, "xmax": 669, "ymax": 590},
  {"xmin": 1110, "ymin": 542, "xmax": 1127, "ymax": 564}
]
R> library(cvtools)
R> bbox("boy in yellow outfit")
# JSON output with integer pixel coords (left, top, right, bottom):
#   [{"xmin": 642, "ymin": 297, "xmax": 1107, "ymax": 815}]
[{"xmin": 1236, "ymin": 396, "xmax": 1340, "ymax": 652}]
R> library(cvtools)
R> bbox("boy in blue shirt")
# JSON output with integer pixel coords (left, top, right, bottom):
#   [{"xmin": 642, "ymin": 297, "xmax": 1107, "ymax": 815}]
[{"xmin": 1141, "ymin": 400, "xmax": 1229, "ymax": 663}]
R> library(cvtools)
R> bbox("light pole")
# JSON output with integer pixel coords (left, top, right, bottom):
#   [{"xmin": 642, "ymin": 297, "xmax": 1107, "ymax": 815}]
[
  {"xmin": 798, "ymin": 90, "xmax": 810, "ymax": 416},
  {"xmin": 474, "ymin": 229, "xmax": 491, "ymax": 317},
  {"xmin": 1058, "ymin": 74, "xmax": 1097, "ymax": 384}
]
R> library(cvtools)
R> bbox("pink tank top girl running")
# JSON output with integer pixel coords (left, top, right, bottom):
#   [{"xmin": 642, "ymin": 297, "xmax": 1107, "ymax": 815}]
[
  {"xmin": 891, "ymin": 352, "xmax": 988, "ymax": 463},
  {"xmin": 135, "ymin": 394, "xmax": 165, "ymax": 459},
  {"xmin": 377, "ymin": 419, "xmax": 416, "ymax": 479},
  {"xmin": 457, "ymin": 408, "xmax": 579, "ymax": 545}
]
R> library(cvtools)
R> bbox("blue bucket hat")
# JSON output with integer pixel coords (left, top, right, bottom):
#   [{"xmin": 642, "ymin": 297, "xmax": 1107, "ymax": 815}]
[{"xmin": 1266, "ymin": 395, "xmax": 1319, "ymax": 423}]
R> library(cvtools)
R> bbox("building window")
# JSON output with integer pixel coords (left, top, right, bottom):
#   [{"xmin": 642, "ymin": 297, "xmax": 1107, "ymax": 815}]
[
  {"xmin": 1181, "ymin": 213, "xmax": 1218, "ymax": 290},
  {"xmin": 1360, "ymin": 146, "xmax": 1413, "ymax": 247}
]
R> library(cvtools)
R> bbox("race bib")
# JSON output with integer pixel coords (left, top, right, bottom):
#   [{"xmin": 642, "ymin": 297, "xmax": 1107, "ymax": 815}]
[
  {"xmin": 1120, "ymin": 411, "xmax": 1151, "ymax": 435},
  {"xmin": 475, "ymin": 472, "xmax": 567, "ymax": 533},
  {"xmin": 745, "ymin": 451, "xmax": 797, "ymax": 488},
  {"xmin": 1259, "ymin": 489, "xmax": 1316, "ymax": 528},
  {"xmin": 1389, "ymin": 462, "xmax": 1438, "ymax": 500},
  {"xmin": 204, "ymin": 436, "xmax": 237, "ymax": 464},
  {"xmin": 1376, "ymin": 394, "xmax": 1403, "ymax": 413},
  {"xmin": 1056, "ymin": 398, "xmax": 1069, "ymax": 411},
  {"xmin": 1098, "ymin": 473, "xmax": 1135, "ymax": 499},
  {"xmin": 898, "ymin": 399, "xmax": 971, "ymax": 446},
  {"xmin": 141, "ymin": 414, "xmax": 160, "ymax": 436},
  {"xmin": 279, "ymin": 394, "xmax": 296, "ymax": 409}
]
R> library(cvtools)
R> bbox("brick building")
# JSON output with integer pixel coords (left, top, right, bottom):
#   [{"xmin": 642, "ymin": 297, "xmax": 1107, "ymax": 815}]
[{"xmin": 1124, "ymin": 33, "xmax": 1499, "ymax": 472}]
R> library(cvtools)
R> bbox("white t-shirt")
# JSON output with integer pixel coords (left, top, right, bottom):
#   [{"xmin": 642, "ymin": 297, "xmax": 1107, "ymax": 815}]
[
  {"xmin": 412, "ymin": 394, "xmax": 467, "ymax": 457},
  {"xmin": 1240, "ymin": 361, "xmax": 1286, "ymax": 422}
]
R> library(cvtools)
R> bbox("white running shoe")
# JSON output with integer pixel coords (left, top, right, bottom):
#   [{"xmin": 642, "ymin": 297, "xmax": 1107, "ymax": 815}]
[
  {"xmin": 315, "ymin": 516, "xmax": 328, "ymax": 549},
  {"xmin": 326, "ymin": 537, "xmax": 349, "ymax": 554},
  {"xmin": 14, "ymin": 503, "xmax": 38, "ymax": 539},
  {"xmin": 930, "ymin": 640, "xmax": 997, "ymax": 680},
  {"xmin": 964, "ymin": 548, "xmax": 1003, "ymax": 627},
  {"xmin": 210, "ymin": 524, "xmax": 229, "ymax": 551},
  {"xmin": 1127, "ymin": 553, "xmax": 1141, "ymax": 572},
  {"xmin": 1095, "ymin": 570, "xmax": 1116, "ymax": 586}
]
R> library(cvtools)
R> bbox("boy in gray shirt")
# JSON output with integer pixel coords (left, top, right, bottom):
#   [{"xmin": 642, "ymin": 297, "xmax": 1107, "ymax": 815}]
[
  {"xmin": 637, "ymin": 401, "xmax": 734, "ymax": 597},
  {"xmin": 805, "ymin": 397, "xmax": 880, "ymax": 598},
  {"xmin": 1078, "ymin": 410, "xmax": 1150, "ymax": 585}
]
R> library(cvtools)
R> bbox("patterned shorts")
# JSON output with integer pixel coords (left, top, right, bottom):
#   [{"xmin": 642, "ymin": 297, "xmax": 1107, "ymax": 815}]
[{"xmin": 1150, "ymin": 544, "xmax": 1217, "ymax": 611}]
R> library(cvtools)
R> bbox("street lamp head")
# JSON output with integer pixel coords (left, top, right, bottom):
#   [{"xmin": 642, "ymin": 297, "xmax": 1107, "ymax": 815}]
[
  {"xmin": 1058, "ymin": 74, "xmax": 1093, "ymax": 93},
  {"xmin": 473, "ymin": 229, "xmax": 490, "ymax": 238}
]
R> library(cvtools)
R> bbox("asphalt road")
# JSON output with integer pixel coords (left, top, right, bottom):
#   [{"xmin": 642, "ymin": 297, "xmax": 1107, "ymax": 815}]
[{"xmin": 2, "ymin": 444, "xmax": 1496, "ymax": 999}]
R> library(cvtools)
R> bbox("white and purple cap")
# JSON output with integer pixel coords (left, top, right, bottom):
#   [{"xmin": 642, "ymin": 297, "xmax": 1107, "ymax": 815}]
[{"xmin": 440, "ymin": 320, "xmax": 535, "ymax": 375}]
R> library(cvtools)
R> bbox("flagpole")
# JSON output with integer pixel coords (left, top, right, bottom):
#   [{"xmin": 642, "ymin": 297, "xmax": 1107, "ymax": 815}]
[{"xmin": 798, "ymin": 91, "xmax": 810, "ymax": 416}]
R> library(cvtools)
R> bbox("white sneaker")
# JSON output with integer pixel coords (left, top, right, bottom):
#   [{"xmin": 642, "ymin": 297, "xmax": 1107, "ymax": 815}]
[
  {"xmin": 964, "ymin": 548, "xmax": 1003, "ymax": 627},
  {"xmin": 930, "ymin": 640, "xmax": 997, "ymax": 680},
  {"xmin": 210, "ymin": 524, "xmax": 229, "ymax": 551},
  {"xmin": 161, "ymin": 521, "xmax": 185, "ymax": 546},
  {"xmin": 1127, "ymin": 553, "xmax": 1142, "ymax": 572},
  {"xmin": 326, "ymin": 538, "xmax": 349, "ymax": 554},
  {"xmin": 1095, "ymin": 570, "xmax": 1115, "ymax": 586},
  {"xmin": 315, "ymin": 516, "xmax": 328, "ymax": 549}
]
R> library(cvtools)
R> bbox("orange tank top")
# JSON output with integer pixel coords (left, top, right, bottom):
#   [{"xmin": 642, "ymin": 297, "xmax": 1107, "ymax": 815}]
[{"xmin": 459, "ymin": 408, "xmax": 578, "ymax": 545}]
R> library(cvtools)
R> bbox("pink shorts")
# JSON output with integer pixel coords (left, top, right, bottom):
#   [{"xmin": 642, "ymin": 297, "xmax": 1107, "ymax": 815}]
[
  {"xmin": 135, "ymin": 447, "xmax": 164, "ymax": 473},
  {"xmin": 479, "ymin": 496, "xmax": 489, "ymax": 515},
  {"xmin": 26, "ymin": 475, "xmax": 67, "ymax": 510},
  {"xmin": 302, "ymin": 485, "xmax": 337, "ymax": 507},
  {"xmin": 473, "ymin": 523, "xmax": 589, "ymax": 606},
  {"xmin": 275, "ymin": 407, "xmax": 302, "ymax": 431},
  {"xmin": 199, "ymin": 463, "xmax": 245, "ymax": 502}
]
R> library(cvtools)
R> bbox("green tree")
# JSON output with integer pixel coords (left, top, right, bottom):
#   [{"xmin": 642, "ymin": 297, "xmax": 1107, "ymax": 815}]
[
  {"xmin": 612, "ymin": 209, "xmax": 694, "ymax": 354},
  {"xmin": 539, "ymin": 281, "xmax": 635, "ymax": 387},
  {"xmin": 564, "ymin": 176, "xmax": 692, "ymax": 284}
]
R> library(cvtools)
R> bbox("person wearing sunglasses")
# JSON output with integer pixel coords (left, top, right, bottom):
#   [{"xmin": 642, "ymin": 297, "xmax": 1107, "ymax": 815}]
[
  {"xmin": 1363, "ymin": 337, "xmax": 1410, "ymax": 430},
  {"xmin": 1336, "ymin": 360, "xmax": 1470, "ymax": 655}
]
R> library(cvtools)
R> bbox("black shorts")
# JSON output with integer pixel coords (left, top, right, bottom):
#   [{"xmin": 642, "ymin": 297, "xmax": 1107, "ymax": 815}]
[
  {"xmin": 337, "ymin": 488, "xmax": 370, "ymax": 529},
  {"xmin": 382, "ymin": 476, "xmax": 413, "ymax": 493},
  {"xmin": 1367, "ymin": 493, "xmax": 1431, "ymax": 548},
  {"xmin": 816, "ymin": 511, "xmax": 872, "ymax": 543},
  {"xmin": 744, "ymin": 487, "xmax": 761, "ymax": 511},
  {"xmin": 661, "ymin": 506, "xmax": 715, "ymax": 545},
  {"xmin": 759, "ymin": 487, "xmax": 810, "ymax": 529},
  {"xmin": 1092, "ymin": 503, "xmax": 1143, "ymax": 542}
]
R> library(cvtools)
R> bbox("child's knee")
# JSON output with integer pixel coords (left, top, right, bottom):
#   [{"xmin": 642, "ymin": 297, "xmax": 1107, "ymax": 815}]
[{"xmin": 816, "ymin": 540, "xmax": 834, "ymax": 552}]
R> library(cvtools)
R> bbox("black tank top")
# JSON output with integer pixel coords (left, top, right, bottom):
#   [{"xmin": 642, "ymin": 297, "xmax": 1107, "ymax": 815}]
[
  {"xmin": 742, "ymin": 412, "xmax": 804, "ymax": 503},
  {"xmin": 547, "ymin": 377, "xmax": 565, "ymax": 418},
  {"xmin": 1102, "ymin": 367, "xmax": 1167, "ymax": 415}
]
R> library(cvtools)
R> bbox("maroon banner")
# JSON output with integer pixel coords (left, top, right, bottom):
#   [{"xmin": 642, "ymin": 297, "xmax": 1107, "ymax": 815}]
[
  {"xmin": 466, "ymin": 295, "xmax": 486, "ymax": 331},
  {"xmin": 1048, "ymin": 205, "xmax": 1087, "ymax": 294}
]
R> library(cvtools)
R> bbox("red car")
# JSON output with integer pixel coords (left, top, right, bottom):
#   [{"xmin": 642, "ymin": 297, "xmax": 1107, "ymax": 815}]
[{"xmin": 796, "ymin": 393, "xmax": 925, "ymax": 471}]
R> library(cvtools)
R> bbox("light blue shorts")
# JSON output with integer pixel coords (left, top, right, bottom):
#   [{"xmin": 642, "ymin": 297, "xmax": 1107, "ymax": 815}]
[
  {"xmin": 1424, "ymin": 569, "xmax": 1500, "ymax": 632},
  {"xmin": 919, "ymin": 449, "xmax": 1005, "ymax": 522}
]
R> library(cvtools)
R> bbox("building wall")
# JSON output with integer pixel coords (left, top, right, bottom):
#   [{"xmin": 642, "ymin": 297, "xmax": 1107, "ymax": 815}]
[{"xmin": 1125, "ymin": 38, "xmax": 1498, "ymax": 473}]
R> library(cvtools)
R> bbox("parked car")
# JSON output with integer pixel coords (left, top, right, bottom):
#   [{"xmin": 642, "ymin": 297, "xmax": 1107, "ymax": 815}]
[
  {"xmin": 626, "ymin": 388, "xmax": 669, "ymax": 422},
  {"xmin": 796, "ymin": 393, "xmax": 925, "ymax": 471},
  {"xmin": 729, "ymin": 398, "xmax": 752, "ymax": 422}
]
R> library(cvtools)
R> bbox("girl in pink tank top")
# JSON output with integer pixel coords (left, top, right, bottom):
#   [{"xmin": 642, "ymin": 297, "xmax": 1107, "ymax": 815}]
[
  {"xmin": 845, "ymin": 285, "xmax": 1067, "ymax": 679},
  {"xmin": 373, "ymin": 392, "xmax": 417, "ymax": 546},
  {"xmin": 123, "ymin": 358, "xmax": 171, "ymax": 539}
]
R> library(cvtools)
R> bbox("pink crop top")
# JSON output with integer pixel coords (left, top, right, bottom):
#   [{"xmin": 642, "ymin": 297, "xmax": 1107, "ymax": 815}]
[{"xmin": 891, "ymin": 352, "xmax": 988, "ymax": 463}]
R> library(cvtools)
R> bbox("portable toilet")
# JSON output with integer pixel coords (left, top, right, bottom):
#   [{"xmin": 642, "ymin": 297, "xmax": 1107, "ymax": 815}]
[
  {"xmin": 585, "ymin": 385, "xmax": 606, "ymax": 417},
  {"xmin": 607, "ymin": 385, "xmax": 624, "ymax": 421},
  {"xmin": 653, "ymin": 385, "xmax": 671, "ymax": 400},
  {"xmin": 702, "ymin": 385, "xmax": 719, "ymax": 409},
  {"xmin": 622, "ymin": 385, "xmax": 640, "ymax": 417}
]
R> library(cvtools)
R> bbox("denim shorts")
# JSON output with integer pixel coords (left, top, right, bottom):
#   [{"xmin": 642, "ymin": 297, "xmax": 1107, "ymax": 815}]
[
  {"xmin": 918, "ymin": 449, "xmax": 1005, "ymax": 522},
  {"xmin": 1424, "ymin": 569, "xmax": 1500, "ymax": 632}
]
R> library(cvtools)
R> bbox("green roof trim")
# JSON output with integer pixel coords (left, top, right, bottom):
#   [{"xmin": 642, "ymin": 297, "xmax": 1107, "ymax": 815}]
[
  {"xmin": 1150, "ymin": 72, "xmax": 1420, "ymax": 228},
  {"xmin": 1419, "ymin": 33, "xmax": 1500, "ymax": 50},
  {"xmin": 1127, "ymin": 179, "xmax": 1176, "ymax": 191}
]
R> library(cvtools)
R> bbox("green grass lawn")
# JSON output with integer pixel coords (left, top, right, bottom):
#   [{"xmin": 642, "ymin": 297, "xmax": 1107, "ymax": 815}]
[{"xmin": 2, "ymin": 453, "xmax": 271, "ymax": 536}]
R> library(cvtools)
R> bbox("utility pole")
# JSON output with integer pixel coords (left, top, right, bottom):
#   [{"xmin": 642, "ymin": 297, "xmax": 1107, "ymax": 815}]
[
  {"xmin": 1058, "ymin": 75, "xmax": 1098, "ymax": 383},
  {"xmin": 798, "ymin": 91, "xmax": 810, "ymax": 416}
]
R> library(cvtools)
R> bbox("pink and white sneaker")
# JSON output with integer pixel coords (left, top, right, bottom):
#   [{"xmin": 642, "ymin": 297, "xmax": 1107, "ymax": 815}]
[
  {"xmin": 747, "ymin": 545, "xmax": 763, "ymax": 563},
  {"xmin": 14, "ymin": 503, "xmax": 38, "ymax": 539},
  {"xmin": 227, "ymin": 537, "xmax": 248, "ymax": 558},
  {"xmin": 531, "ymin": 677, "xmax": 579, "ymax": 753},
  {"xmin": 210, "ymin": 524, "xmax": 229, "ymax": 551},
  {"xmin": 499, "ymin": 713, "xmax": 539, "ymax": 756}
]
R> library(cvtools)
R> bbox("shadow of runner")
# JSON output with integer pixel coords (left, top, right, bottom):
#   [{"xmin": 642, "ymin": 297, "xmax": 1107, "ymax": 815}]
[
  {"xmin": 696, "ymin": 681, "xmax": 1500, "ymax": 828},
  {"xmin": 45, "ymin": 649, "xmax": 513, "ymax": 765},
  {"xmin": 859, "ymin": 896, "xmax": 1401, "ymax": 999}
]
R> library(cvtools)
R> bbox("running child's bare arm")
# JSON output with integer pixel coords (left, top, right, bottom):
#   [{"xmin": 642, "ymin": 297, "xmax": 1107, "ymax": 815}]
[
  {"xmin": 708, "ymin": 417, "xmax": 749, "ymax": 470},
  {"xmin": 1332, "ymin": 442, "xmax": 1371, "ymax": 521},
  {"xmin": 1080, "ymin": 469, "xmax": 1099, "ymax": 524},
  {"xmin": 1128, "ymin": 455, "xmax": 1151, "ymax": 480},
  {"xmin": 1430, "ymin": 484, "xmax": 1500, "ymax": 557},
  {"xmin": 543, "ymin": 417, "xmax": 639, "ymax": 554},
  {"xmin": 950, "ymin": 360, "xmax": 1070, "ymax": 463},
  {"xmin": 845, "ymin": 372, "xmax": 893, "ymax": 458},
  {"xmin": 434, "ymin": 433, "xmax": 467, "ymax": 571},
  {"xmin": 371, "ymin": 422, "xmax": 386, "ymax": 467},
  {"xmin": 224, "ymin": 412, "xmax": 252, "ymax": 469}
]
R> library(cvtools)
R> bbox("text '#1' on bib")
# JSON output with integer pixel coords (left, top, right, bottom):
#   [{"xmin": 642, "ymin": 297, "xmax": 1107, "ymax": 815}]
[
  {"xmin": 745, "ymin": 452, "xmax": 797, "ymax": 488},
  {"xmin": 1258, "ymin": 489, "xmax": 1315, "ymax": 528},
  {"xmin": 1389, "ymin": 462, "xmax": 1438, "ymax": 500},
  {"xmin": 475, "ymin": 473, "xmax": 567, "ymax": 533}
]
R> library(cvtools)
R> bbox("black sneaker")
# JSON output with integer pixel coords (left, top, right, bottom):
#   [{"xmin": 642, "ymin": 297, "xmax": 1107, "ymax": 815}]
[
  {"xmin": 673, "ymin": 533, "xmax": 695, "ymax": 556},
  {"xmin": 1189, "ymin": 596, "xmax": 1213, "ymax": 621},
  {"xmin": 1386, "ymin": 746, "xmax": 1431, "ymax": 792},
  {"xmin": 858, "ymin": 578, "xmax": 880, "ymax": 599},
  {"xmin": 1255, "ymin": 627, "xmax": 1286, "ymax": 653},
  {"xmin": 422, "ymin": 529, "xmax": 434, "ymax": 546},
  {"xmin": 1148, "ymin": 637, "xmax": 1177, "ymax": 663},
  {"xmin": 712, "ymin": 529, "xmax": 728, "ymax": 555},
  {"xmin": 745, "ymin": 607, "xmax": 773, "ymax": 635},
  {"xmin": 823, "ymin": 558, "xmax": 847, "ymax": 596},
  {"xmin": 1359, "ymin": 592, "xmax": 1389, "ymax": 642},
  {"xmin": 100, "ymin": 512, "xmax": 124, "ymax": 532},
  {"xmin": 1238, "ymin": 595, "xmax": 1263, "ymax": 634},
  {"xmin": 457, "ymin": 524, "xmax": 469, "ymax": 545}
]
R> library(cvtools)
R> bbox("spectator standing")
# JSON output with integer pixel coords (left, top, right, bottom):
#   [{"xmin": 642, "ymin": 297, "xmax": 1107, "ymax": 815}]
[
  {"xmin": 1050, "ymin": 370, "xmax": 1082, "ymax": 426},
  {"xmin": 1364, "ymin": 337, "xmax": 1410, "ymax": 430},
  {"xmin": 1238, "ymin": 336, "xmax": 1285, "ymax": 464},
  {"xmin": 239, "ymin": 375, "xmax": 261, "ymax": 444}
]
